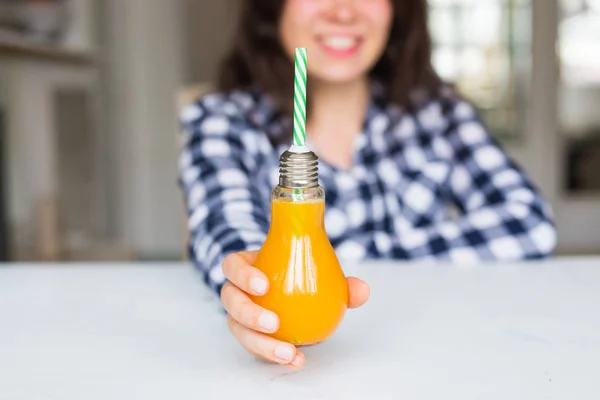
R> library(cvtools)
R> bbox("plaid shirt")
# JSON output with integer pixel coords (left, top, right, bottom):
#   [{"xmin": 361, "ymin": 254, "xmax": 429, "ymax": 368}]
[{"xmin": 178, "ymin": 84, "xmax": 557, "ymax": 296}]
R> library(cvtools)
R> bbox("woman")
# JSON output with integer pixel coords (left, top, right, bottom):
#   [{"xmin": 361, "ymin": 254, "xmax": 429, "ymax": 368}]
[{"xmin": 178, "ymin": 0, "xmax": 557, "ymax": 369}]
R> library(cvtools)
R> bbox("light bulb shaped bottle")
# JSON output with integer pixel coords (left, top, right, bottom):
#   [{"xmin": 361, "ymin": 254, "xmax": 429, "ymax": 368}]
[{"xmin": 250, "ymin": 149, "xmax": 348, "ymax": 346}]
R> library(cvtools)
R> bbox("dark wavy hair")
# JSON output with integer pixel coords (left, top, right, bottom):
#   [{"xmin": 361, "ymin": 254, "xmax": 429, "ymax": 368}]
[{"xmin": 218, "ymin": 0, "xmax": 441, "ymax": 114}]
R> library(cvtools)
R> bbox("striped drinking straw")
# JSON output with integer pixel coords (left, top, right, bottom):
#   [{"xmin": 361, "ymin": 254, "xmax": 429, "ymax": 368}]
[
  {"xmin": 291, "ymin": 48, "xmax": 310, "ymax": 202},
  {"xmin": 293, "ymin": 47, "xmax": 308, "ymax": 148}
]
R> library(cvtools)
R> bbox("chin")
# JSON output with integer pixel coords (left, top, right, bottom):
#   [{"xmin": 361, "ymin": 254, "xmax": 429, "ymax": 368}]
[{"xmin": 309, "ymin": 66, "xmax": 368, "ymax": 85}]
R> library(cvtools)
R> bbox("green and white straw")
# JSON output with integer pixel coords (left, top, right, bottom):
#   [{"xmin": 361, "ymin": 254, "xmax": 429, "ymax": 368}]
[
  {"xmin": 293, "ymin": 47, "xmax": 308, "ymax": 148},
  {"xmin": 291, "ymin": 48, "xmax": 309, "ymax": 201}
]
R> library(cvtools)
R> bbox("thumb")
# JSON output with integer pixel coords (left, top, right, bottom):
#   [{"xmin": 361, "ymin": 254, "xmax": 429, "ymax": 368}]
[{"xmin": 346, "ymin": 277, "xmax": 370, "ymax": 309}]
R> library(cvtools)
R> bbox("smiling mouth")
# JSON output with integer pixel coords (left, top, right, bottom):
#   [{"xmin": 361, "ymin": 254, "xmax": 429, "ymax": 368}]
[{"xmin": 317, "ymin": 35, "xmax": 362, "ymax": 57}]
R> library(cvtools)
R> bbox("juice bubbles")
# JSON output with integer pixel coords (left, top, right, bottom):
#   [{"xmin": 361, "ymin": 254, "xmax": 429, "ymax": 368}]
[{"xmin": 250, "ymin": 183, "xmax": 348, "ymax": 346}]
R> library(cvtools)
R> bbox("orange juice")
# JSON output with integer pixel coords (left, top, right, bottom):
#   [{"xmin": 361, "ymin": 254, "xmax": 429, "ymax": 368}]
[{"xmin": 250, "ymin": 197, "xmax": 348, "ymax": 345}]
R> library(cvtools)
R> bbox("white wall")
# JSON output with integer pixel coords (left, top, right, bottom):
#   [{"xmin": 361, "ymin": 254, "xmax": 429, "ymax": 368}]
[
  {"xmin": 103, "ymin": 0, "xmax": 186, "ymax": 258},
  {"xmin": 520, "ymin": 0, "xmax": 600, "ymax": 254},
  {"xmin": 0, "ymin": 0, "xmax": 100, "ymax": 257},
  {"xmin": 1, "ymin": 60, "xmax": 100, "ymax": 254},
  {"xmin": 100, "ymin": 0, "xmax": 238, "ymax": 258}
]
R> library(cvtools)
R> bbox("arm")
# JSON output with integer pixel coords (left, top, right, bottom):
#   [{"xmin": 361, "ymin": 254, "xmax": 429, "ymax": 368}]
[
  {"xmin": 388, "ymin": 100, "xmax": 557, "ymax": 262},
  {"xmin": 178, "ymin": 98, "xmax": 368, "ymax": 369},
  {"xmin": 178, "ymin": 99, "xmax": 270, "ymax": 296}
]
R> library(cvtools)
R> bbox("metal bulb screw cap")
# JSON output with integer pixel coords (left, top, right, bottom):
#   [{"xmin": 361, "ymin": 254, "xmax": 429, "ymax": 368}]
[{"xmin": 279, "ymin": 150, "xmax": 319, "ymax": 189}]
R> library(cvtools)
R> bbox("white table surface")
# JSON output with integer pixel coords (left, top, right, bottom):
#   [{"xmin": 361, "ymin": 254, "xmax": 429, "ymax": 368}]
[{"xmin": 1, "ymin": 258, "xmax": 599, "ymax": 399}]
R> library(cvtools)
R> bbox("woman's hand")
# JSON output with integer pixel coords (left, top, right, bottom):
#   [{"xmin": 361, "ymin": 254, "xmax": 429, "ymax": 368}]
[{"xmin": 221, "ymin": 250, "xmax": 370, "ymax": 369}]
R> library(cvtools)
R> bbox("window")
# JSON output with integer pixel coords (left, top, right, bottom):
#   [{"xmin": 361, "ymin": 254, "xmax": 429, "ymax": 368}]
[
  {"xmin": 559, "ymin": 0, "xmax": 600, "ymax": 193},
  {"xmin": 429, "ymin": 0, "xmax": 532, "ymax": 139}
]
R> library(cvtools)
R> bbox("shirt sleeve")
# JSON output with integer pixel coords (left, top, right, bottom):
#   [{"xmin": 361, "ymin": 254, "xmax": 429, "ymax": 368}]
[
  {"xmin": 178, "ymin": 98, "xmax": 270, "ymax": 297},
  {"xmin": 387, "ymin": 99, "xmax": 557, "ymax": 263}
]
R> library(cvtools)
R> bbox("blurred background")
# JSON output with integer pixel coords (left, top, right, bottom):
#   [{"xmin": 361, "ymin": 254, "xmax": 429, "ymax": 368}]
[{"xmin": 0, "ymin": 0, "xmax": 598, "ymax": 263}]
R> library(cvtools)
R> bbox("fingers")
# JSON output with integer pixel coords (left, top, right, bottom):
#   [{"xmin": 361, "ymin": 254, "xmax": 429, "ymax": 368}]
[
  {"xmin": 221, "ymin": 281, "xmax": 280, "ymax": 334},
  {"xmin": 222, "ymin": 251, "xmax": 269, "ymax": 296},
  {"xmin": 227, "ymin": 314, "xmax": 306, "ymax": 368},
  {"xmin": 347, "ymin": 277, "xmax": 370, "ymax": 309},
  {"xmin": 236, "ymin": 250, "xmax": 259, "ymax": 264},
  {"xmin": 221, "ymin": 251, "xmax": 363, "ymax": 370}
]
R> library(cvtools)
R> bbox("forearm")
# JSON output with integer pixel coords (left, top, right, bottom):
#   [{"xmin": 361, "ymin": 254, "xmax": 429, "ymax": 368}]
[
  {"xmin": 189, "ymin": 221, "xmax": 267, "ymax": 296},
  {"xmin": 178, "ymin": 99, "xmax": 271, "ymax": 297},
  {"xmin": 386, "ymin": 199, "xmax": 556, "ymax": 263}
]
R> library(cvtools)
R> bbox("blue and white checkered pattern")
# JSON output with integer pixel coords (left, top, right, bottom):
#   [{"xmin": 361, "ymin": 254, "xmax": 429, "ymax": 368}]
[{"xmin": 178, "ymin": 86, "xmax": 557, "ymax": 296}]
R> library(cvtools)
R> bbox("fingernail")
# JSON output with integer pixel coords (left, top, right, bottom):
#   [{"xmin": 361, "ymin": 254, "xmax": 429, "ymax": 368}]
[
  {"xmin": 291, "ymin": 354, "xmax": 303, "ymax": 367},
  {"xmin": 275, "ymin": 345, "xmax": 294, "ymax": 362},
  {"xmin": 250, "ymin": 277, "xmax": 267, "ymax": 295},
  {"xmin": 258, "ymin": 312, "xmax": 278, "ymax": 332}
]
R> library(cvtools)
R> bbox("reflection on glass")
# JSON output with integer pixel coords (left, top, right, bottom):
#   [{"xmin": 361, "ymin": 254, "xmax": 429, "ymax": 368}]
[
  {"xmin": 559, "ymin": 0, "xmax": 600, "ymax": 193},
  {"xmin": 429, "ymin": 0, "xmax": 531, "ymax": 138}
]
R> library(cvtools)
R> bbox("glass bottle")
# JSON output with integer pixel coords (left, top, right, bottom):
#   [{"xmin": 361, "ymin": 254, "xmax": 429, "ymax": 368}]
[{"xmin": 250, "ymin": 149, "xmax": 348, "ymax": 346}]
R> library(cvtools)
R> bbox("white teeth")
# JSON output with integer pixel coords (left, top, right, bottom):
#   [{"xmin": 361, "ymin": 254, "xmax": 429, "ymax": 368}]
[{"xmin": 322, "ymin": 36, "xmax": 357, "ymax": 50}]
